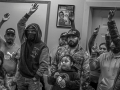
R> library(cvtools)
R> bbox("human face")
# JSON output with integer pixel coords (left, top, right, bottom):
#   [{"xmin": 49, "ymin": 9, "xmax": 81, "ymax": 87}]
[
  {"xmin": 67, "ymin": 35, "xmax": 79, "ymax": 48},
  {"xmin": 59, "ymin": 37, "xmax": 67, "ymax": 46},
  {"xmin": 26, "ymin": 29, "xmax": 37, "ymax": 41},
  {"xmin": 59, "ymin": 12, "xmax": 64, "ymax": 19},
  {"xmin": 5, "ymin": 33, "xmax": 15, "ymax": 45},
  {"xmin": 60, "ymin": 56, "xmax": 72, "ymax": 70},
  {"xmin": 110, "ymin": 42, "xmax": 120, "ymax": 54},
  {"xmin": 99, "ymin": 44, "xmax": 107, "ymax": 54}
]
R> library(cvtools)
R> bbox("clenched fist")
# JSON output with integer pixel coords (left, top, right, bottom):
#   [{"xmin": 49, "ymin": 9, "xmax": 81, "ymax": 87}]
[{"xmin": 2, "ymin": 13, "xmax": 10, "ymax": 22}]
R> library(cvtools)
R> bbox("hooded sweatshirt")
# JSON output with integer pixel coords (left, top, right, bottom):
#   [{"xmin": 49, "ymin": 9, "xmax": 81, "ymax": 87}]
[{"xmin": 17, "ymin": 13, "xmax": 49, "ymax": 78}]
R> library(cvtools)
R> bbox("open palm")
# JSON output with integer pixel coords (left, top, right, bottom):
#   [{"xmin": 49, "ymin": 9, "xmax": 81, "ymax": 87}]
[{"xmin": 29, "ymin": 3, "xmax": 39, "ymax": 15}]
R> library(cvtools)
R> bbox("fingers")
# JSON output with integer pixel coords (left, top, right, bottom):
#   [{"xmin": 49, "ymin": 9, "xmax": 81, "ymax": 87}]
[
  {"xmin": 35, "ymin": 4, "xmax": 39, "ymax": 10},
  {"xmin": 33, "ymin": 3, "xmax": 39, "ymax": 9},
  {"xmin": 4, "ymin": 13, "xmax": 10, "ymax": 18}
]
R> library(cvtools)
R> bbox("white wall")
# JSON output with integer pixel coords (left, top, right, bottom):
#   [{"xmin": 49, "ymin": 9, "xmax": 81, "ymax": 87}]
[
  {"xmin": 0, "ymin": 0, "xmax": 85, "ymax": 52},
  {"xmin": 26, "ymin": 0, "xmax": 85, "ymax": 52},
  {"xmin": 47, "ymin": 0, "xmax": 85, "ymax": 52},
  {"xmin": 82, "ymin": 0, "xmax": 120, "ymax": 50},
  {"xmin": 0, "ymin": 2, "xmax": 47, "ymax": 45},
  {"xmin": 91, "ymin": 9, "xmax": 120, "ymax": 46}
]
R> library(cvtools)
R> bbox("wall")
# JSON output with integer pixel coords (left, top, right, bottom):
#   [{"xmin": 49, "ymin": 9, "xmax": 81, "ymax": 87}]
[
  {"xmin": 82, "ymin": 0, "xmax": 120, "ymax": 50},
  {"xmin": 0, "ymin": 0, "xmax": 85, "ymax": 52},
  {"xmin": 27, "ymin": 0, "xmax": 85, "ymax": 52},
  {"xmin": 0, "ymin": 2, "xmax": 47, "ymax": 46},
  {"xmin": 46, "ymin": 0, "xmax": 85, "ymax": 52},
  {"xmin": 91, "ymin": 9, "xmax": 120, "ymax": 46}
]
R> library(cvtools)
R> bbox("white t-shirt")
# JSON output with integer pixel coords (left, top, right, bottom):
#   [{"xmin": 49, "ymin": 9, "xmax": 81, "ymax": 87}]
[{"xmin": 0, "ymin": 37, "xmax": 20, "ymax": 74}]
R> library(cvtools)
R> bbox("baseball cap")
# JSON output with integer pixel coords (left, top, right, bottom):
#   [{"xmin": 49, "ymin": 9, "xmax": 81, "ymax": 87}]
[
  {"xmin": 67, "ymin": 29, "xmax": 80, "ymax": 38},
  {"xmin": 6, "ymin": 28, "xmax": 15, "ymax": 35},
  {"xmin": 60, "ymin": 32, "xmax": 68, "ymax": 38}
]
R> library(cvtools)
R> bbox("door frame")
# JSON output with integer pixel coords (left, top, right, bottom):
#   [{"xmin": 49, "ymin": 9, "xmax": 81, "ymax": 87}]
[{"xmin": 81, "ymin": 0, "xmax": 120, "ymax": 50}]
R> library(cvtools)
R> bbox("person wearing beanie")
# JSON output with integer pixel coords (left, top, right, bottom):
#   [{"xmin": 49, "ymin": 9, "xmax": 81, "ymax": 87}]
[{"xmin": 16, "ymin": 3, "xmax": 50, "ymax": 90}]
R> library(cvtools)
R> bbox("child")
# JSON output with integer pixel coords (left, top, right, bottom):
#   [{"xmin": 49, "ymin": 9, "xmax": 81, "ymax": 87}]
[{"xmin": 47, "ymin": 55, "xmax": 80, "ymax": 90}]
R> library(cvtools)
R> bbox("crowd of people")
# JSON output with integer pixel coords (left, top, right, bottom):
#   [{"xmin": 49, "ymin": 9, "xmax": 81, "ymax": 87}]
[{"xmin": 0, "ymin": 3, "xmax": 120, "ymax": 90}]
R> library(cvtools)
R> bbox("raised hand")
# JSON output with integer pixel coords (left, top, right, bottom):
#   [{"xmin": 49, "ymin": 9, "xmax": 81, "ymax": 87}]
[
  {"xmin": 68, "ymin": 16, "xmax": 74, "ymax": 22},
  {"xmin": 68, "ymin": 12, "xmax": 74, "ymax": 22},
  {"xmin": 92, "ymin": 43, "xmax": 98, "ymax": 53},
  {"xmin": 58, "ymin": 79, "xmax": 66, "ymax": 88},
  {"xmin": 2, "ymin": 13, "xmax": 10, "ymax": 22},
  {"xmin": 57, "ymin": 76, "xmax": 62, "ymax": 83},
  {"xmin": 108, "ymin": 9, "xmax": 116, "ymax": 21},
  {"xmin": 94, "ymin": 25, "xmax": 100, "ymax": 33},
  {"xmin": 28, "ymin": 3, "xmax": 39, "ymax": 15},
  {"xmin": 106, "ymin": 29, "xmax": 110, "ymax": 36}
]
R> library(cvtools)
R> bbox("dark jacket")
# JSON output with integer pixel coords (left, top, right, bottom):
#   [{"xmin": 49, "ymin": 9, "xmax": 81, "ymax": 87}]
[
  {"xmin": 108, "ymin": 20, "xmax": 120, "ymax": 90},
  {"xmin": 47, "ymin": 68, "xmax": 80, "ymax": 90},
  {"xmin": 105, "ymin": 34, "xmax": 111, "ymax": 52},
  {"xmin": 17, "ymin": 13, "xmax": 50, "ymax": 78},
  {"xmin": 107, "ymin": 20, "xmax": 120, "ymax": 50},
  {"xmin": 88, "ymin": 31, "xmax": 98, "ymax": 55}
]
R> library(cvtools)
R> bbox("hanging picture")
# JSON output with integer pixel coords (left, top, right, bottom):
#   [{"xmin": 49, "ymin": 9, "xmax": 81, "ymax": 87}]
[{"xmin": 56, "ymin": 4, "xmax": 75, "ymax": 28}]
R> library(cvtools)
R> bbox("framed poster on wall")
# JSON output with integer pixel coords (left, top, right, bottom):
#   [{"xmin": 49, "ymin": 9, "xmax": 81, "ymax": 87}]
[{"xmin": 56, "ymin": 4, "xmax": 75, "ymax": 28}]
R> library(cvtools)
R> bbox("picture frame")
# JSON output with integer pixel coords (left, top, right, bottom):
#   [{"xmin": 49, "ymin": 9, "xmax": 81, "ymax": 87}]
[{"xmin": 56, "ymin": 4, "xmax": 75, "ymax": 28}]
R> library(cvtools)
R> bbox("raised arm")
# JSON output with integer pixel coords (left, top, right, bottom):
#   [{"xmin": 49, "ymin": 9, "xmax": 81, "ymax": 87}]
[
  {"xmin": 0, "ymin": 13, "xmax": 10, "ymax": 45},
  {"xmin": 0, "ymin": 13, "xmax": 10, "ymax": 29},
  {"xmin": 88, "ymin": 26, "xmax": 100, "ymax": 55},
  {"xmin": 69, "ymin": 15, "xmax": 75, "ymax": 30},
  {"xmin": 17, "ymin": 3, "xmax": 39, "ymax": 44},
  {"xmin": 107, "ymin": 9, "xmax": 120, "ymax": 51},
  {"xmin": 105, "ymin": 30, "xmax": 111, "ymax": 52}
]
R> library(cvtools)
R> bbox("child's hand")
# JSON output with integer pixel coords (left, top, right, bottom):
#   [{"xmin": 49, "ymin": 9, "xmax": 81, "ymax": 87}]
[
  {"xmin": 54, "ymin": 72, "xmax": 60, "ymax": 78},
  {"xmin": 58, "ymin": 79, "xmax": 66, "ymax": 88},
  {"xmin": 57, "ymin": 76, "xmax": 62, "ymax": 82}
]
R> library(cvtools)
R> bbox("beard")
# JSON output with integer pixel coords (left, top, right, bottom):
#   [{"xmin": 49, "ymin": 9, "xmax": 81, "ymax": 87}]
[
  {"xmin": 6, "ymin": 39, "xmax": 14, "ymax": 45},
  {"xmin": 111, "ymin": 47, "xmax": 120, "ymax": 54},
  {"xmin": 68, "ymin": 40, "xmax": 78, "ymax": 48},
  {"xmin": 27, "ymin": 34, "xmax": 36, "ymax": 42}
]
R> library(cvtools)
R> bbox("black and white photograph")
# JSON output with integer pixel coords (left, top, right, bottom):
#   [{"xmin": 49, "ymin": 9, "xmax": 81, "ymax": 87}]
[
  {"xmin": 56, "ymin": 5, "xmax": 75, "ymax": 28},
  {"xmin": 0, "ymin": 0, "xmax": 120, "ymax": 90}
]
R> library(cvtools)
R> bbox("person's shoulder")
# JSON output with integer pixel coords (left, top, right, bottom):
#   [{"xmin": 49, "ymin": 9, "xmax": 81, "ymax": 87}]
[{"xmin": 15, "ymin": 43, "xmax": 20, "ymax": 49}]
